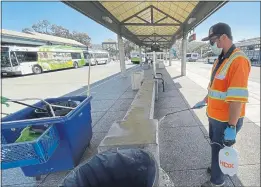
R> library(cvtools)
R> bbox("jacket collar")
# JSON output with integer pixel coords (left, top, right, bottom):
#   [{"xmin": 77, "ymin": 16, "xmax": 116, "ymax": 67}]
[{"xmin": 218, "ymin": 44, "xmax": 236, "ymax": 60}]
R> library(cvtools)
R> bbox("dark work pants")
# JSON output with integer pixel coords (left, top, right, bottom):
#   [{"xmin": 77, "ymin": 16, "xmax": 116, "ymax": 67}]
[{"xmin": 208, "ymin": 117, "xmax": 243, "ymax": 185}]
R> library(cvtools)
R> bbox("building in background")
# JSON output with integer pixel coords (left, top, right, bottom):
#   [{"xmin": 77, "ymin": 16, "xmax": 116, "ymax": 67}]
[
  {"xmin": 235, "ymin": 37, "xmax": 260, "ymax": 66},
  {"xmin": 1, "ymin": 29, "xmax": 86, "ymax": 49},
  {"xmin": 90, "ymin": 44, "xmax": 103, "ymax": 50},
  {"xmin": 175, "ymin": 37, "xmax": 260, "ymax": 66},
  {"xmin": 102, "ymin": 39, "xmax": 118, "ymax": 60},
  {"xmin": 102, "ymin": 39, "xmax": 117, "ymax": 51}
]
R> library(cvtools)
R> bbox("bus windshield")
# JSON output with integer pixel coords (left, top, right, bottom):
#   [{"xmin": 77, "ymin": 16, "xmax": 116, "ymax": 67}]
[
  {"xmin": 95, "ymin": 53, "xmax": 108, "ymax": 58},
  {"xmin": 1, "ymin": 52, "xmax": 11, "ymax": 67},
  {"xmin": 131, "ymin": 52, "xmax": 139, "ymax": 57}
]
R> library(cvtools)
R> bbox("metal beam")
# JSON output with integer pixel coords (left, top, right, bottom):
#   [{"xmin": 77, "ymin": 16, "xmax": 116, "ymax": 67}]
[
  {"xmin": 152, "ymin": 5, "xmax": 182, "ymax": 24},
  {"xmin": 168, "ymin": 1, "xmax": 227, "ymax": 48},
  {"xmin": 143, "ymin": 41, "xmax": 170, "ymax": 43},
  {"xmin": 136, "ymin": 34, "xmax": 173, "ymax": 37},
  {"xmin": 141, "ymin": 36, "xmax": 171, "ymax": 42},
  {"xmin": 141, "ymin": 36, "xmax": 154, "ymax": 42},
  {"xmin": 63, "ymin": 1, "xmax": 142, "ymax": 46},
  {"xmin": 123, "ymin": 23, "xmax": 180, "ymax": 26},
  {"xmin": 136, "ymin": 16, "xmax": 150, "ymax": 24},
  {"xmin": 154, "ymin": 16, "xmax": 168, "ymax": 24},
  {"xmin": 63, "ymin": 1, "xmax": 227, "ymax": 49},
  {"xmin": 151, "ymin": 6, "xmax": 153, "ymax": 23},
  {"xmin": 121, "ymin": 5, "xmax": 152, "ymax": 23},
  {"xmin": 156, "ymin": 37, "xmax": 169, "ymax": 42}
]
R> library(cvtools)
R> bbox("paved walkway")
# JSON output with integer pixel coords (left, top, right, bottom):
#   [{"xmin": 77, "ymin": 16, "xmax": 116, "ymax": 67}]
[
  {"xmin": 2, "ymin": 66, "xmax": 139, "ymax": 187},
  {"xmin": 155, "ymin": 64, "xmax": 260, "ymax": 186},
  {"xmin": 2, "ymin": 62, "xmax": 260, "ymax": 187}
]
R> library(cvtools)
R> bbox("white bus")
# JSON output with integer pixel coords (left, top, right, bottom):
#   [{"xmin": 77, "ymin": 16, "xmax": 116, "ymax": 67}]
[
  {"xmin": 88, "ymin": 50, "xmax": 109, "ymax": 65},
  {"xmin": 1, "ymin": 45, "xmax": 86, "ymax": 76},
  {"xmin": 206, "ymin": 51, "xmax": 219, "ymax": 64},
  {"xmin": 186, "ymin": 53, "xmax": 199, "ymax": 62}
]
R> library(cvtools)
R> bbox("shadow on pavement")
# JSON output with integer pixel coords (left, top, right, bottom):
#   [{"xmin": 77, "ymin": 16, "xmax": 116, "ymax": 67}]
[
  {"xmin": 1, "ymin": 65, "xmax": 139, "ymax": 187},
  {"xmin": 155, "ymin": 68, "xmax": 244, "ymax": 187},
  {"xmin": 171, "ymin": 75, "xmax": 183, "ymax": 80},
  {"xmin": 63, "ymin": 65, "xmax": 138, "ymax": 97}
]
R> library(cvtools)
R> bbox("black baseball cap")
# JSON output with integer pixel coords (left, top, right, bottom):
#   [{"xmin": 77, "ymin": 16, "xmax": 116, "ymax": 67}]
[{"xmin": 202, "ymin": 22, "xmax": 232, "ymax": 41}]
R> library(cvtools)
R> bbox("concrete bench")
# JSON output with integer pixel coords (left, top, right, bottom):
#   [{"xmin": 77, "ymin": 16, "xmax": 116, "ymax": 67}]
[{"xmin": 98, "ymin": 68, "xmax": 174, "ymax": 186}]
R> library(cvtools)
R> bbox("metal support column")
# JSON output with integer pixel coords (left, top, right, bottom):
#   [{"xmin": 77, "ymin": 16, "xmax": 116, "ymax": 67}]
[
  {"xmin": 181, "ymin": 32, "xmax": 187, "ymax": 76},
  {"xmin": 165, "ymin": 49, "xmax": 168, "ymax": 64},
  {"xmin": 139, "ymin": 47, "xmax": 142, "ymax": 66},
  {"xmin": 153, "ymin": 51, "xmax": 156, "ymax": 77},
  {"xmin": 153, "ymin": 51, "xmax": 158, "ymax": 101},
  {"xmin": 117, "ymin": 34, "xmax": 126, "ymax": 77},
  {"xmin": 169, "ymin": 49, "xmax": 172, "ymax": 66},
  {"xmin": 200, "ymin": 47, "xmax": 203, "ymax": 59}
]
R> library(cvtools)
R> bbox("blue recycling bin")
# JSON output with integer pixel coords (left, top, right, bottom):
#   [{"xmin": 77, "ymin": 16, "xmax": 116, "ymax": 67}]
[{"xmin": 1, "ymin": 96, "xmax": 92, "ymax": 177}]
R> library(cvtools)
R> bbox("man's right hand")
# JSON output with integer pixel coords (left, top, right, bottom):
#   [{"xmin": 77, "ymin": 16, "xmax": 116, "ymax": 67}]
[{"xmin": 193, "ymin": 100, "xmax": 206, "ymax": 109}]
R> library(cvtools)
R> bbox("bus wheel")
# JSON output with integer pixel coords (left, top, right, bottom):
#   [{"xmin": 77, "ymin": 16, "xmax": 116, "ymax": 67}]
[
  {"xmin": 32, "ymin": 65, "xmax": 42, "ymax": 74},
  {"xmin": 73, "ymin": 62, "xmax": 79, "ymax": 69}
]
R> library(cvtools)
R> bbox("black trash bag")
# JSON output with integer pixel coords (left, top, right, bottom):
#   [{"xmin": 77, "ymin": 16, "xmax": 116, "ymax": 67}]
[
  {"xmin": 60, "ymin": 148, "xmax": 158, "ymax": 187},
  {"xmin": 50, "ymin": 100, "xmax": 78, "ymax": 116},
  {"xmin": 33, "ymin": 100, "xmax": 78, "ymax": 118}
]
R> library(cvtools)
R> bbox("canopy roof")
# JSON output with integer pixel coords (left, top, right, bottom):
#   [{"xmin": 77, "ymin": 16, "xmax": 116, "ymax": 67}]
[{"xmin": 64, "ymin": 1, "xmax": 227, "ymax": 48}]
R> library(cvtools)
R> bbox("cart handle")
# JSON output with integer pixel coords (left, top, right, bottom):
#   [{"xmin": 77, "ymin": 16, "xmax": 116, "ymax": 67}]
[{"xmin": 7, "ymin": 98, "xmax": 76, "ymax": 117}]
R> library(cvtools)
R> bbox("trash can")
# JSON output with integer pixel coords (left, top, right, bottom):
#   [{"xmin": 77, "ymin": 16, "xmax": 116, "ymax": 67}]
[
  {"xmin": 60, "ymin": 148, "xmax": 159, "ymax": 187},
  {"xmin": 131, "ymin": 70, "xmax": 144, "ymax": 90}
]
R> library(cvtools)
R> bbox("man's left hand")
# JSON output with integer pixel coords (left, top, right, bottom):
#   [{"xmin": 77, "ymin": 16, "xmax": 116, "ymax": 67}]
[
  {"xmin": 1, "ymin": 96, "xmax": 10, "ymax": 107},
  {"xmin": 224, "ymin": 125, "xmax": 236, "ymax": 146}
]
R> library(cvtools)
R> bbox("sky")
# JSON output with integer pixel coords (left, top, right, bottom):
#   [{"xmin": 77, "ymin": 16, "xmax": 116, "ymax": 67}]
[{"xmin": 2, "ymin": 1, "xmax": 260, "ymax": 44}]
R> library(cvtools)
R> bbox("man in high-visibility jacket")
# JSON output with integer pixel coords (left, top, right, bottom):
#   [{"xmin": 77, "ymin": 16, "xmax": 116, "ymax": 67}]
[{"xmin": 193, "ymin": 23, "xmax": 251, "ymax": 187}]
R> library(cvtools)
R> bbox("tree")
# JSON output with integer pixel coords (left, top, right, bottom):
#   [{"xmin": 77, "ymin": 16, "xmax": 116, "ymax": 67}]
[
  {"xmin": 31, "ymin": 20, "xmax": 51, "ymax": 34},
  {"xmin": 172, "ymin": 39, "xmax": 182, "ymax": 58},
  {"xmin": 71, "ymin": 31, "xmax": 91, "ymax": 46},
  {"xmin": 23, "ymin": 20, "xmax": 91, "ymax": 46},
  {"xmin": 51, "ymin": 24, "xmax": 71, "ymax": 38},
  {"xmin": 123, "ymin": 39, "xmax": 135, "ymax": 57},
  {"xmin": 22, "ymin": 28, "xmax": 33, "ymax": 33}
]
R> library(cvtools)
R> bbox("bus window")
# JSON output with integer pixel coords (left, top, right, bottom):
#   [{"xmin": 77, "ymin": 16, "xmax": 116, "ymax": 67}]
[
  {"xmin": 186, "ymin": 54, "xmax": 191, "ymax": 57},
  {"xmin": 84, "ymin": 53, "xmax": 90, "ymax": 59},
  {"xmin": 71, "ymin": 53, "xmax": 81, "ymax": 59},
  {"xmin": 192, "ymin": 54, "xmax": 198, "ymax": 58},
  {"xmin": 16, "ymin": 51, "xmax": 38, "ymax": 63},
  {"xmin": 1, "ymin": 50, "xmax": 11, "ymax": 67},
  {"xmin": 10, "ymin": 52, "xmax": 19, "ymax": 66}
]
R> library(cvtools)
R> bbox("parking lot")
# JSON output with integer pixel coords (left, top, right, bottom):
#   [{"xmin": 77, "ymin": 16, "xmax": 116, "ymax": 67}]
[{"xmin": 1, "ymin": 62, "xmax": 135, "ymax": 115}]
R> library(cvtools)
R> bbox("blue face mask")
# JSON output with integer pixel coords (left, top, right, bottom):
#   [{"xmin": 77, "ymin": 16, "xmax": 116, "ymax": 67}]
[{"xmin": 210, "ymin": 42, "xmax": 223, "ymax": 56}]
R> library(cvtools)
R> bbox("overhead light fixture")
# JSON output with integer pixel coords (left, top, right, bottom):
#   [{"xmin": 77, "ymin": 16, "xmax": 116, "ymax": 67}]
[
  {"xmin": 188, "ymin": 17, "xmax": 196, "ymax": 24},
  {"xmin": 102, "ymin": 16, "xmax": 113, "ymax": 24}
]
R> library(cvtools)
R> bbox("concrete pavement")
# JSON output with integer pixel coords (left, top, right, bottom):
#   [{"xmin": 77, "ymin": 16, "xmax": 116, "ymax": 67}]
[
  {"xmin": 154, "ymin": 62, "xmax": 259, "ymax": 186},
  {"xmin": 1, "ymin": 62, "xmax": 135, "ymax": 115},
  {"xmin": 1, "ymin": 60, "xmax": 260, "ymax": 186},
  {"xmin": 1, "ymin": 63, "xmax": 139, "ymax": 187}
]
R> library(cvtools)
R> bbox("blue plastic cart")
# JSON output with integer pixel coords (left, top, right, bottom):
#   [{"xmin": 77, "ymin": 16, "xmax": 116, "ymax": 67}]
[{"xmin": 1, "ymin": 96, "xmax": 92, "ymax": 179}]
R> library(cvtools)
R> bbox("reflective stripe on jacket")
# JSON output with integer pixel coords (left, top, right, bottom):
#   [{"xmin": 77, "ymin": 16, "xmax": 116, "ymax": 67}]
[{"xmin": 207, "ymin": 48, "xmax": 251, "ymax": 122}]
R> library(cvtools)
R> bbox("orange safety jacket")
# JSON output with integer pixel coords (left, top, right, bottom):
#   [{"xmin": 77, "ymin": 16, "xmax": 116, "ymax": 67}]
[{"xmin": 206, "ymin": 47, "xmax": 251, "ymax": 122}]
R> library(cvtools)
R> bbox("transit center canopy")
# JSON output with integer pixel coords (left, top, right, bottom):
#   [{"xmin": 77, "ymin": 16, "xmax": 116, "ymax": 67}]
[{"xmin": 64, "ymin": 1, "xmax": 227, "ymax": 48}]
